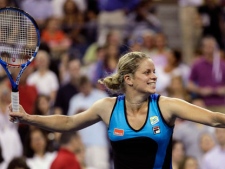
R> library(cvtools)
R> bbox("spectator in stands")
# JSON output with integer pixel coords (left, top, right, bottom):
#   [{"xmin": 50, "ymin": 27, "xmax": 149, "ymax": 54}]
[
  {"xmin": 197, "ymin": 0, "xmax": 224, "ymax": 49},
  {"xmin": 20, "ymin": 0, "xmax": 53, "ymax": 29},
  {"xmin": 127, "ymin": 0, "xmax": 161, "ymax": 36},
  {"xmin": 167, "ymin": 76, "xmax": 191, "ymax": 102},
  {"xmin": 50, "ymin": 132, "xmax": 81, "ymax": 169},
  {"xmin": 83, "ymin": 30, "xmax": 125, "ymax": 66},
  {"xmin": 61, "ymin": 0, "xmax": 84, "ymax": 41},
  {"xmin": 178, "ymin": 0, "xmax": 203, "ymax": 63},
  {"xmin": 201, "ymin": 128, "xmax": 225, "ymax": 169},
  {"xmin": 52, "ymin": 0, "xmax": 86, "ymax": 18},
  {"xmin": 83, "ymin": 0, "xmax": 98, "ymax": 44},
  {"xmin": 149, "ymin": 33, "xmax": 171, "ymax": 68},
  {"xmin": 0, "ymin": 76, "xmax": 22, "ymax": 168},
  {"xmin": 199, "ymin": 132, "xmax": 215, "ymax": 155},
  {"xmin": 74, "ymin": 140, "xmax": 96, "ymax": 169},
  {"xmin": 156, "ymin": 49, "xmax": 188, "ymax": 96},
  {"xmin": 179, "ymin": 156, "xmax": 199, "ymax": 169},
  {"xmin": 54, "ymin": 57, "xmax": 81, "ymax": 115},
  {"xmin": 68, "ymin": 75, "xmax": 109, "ymax": 169},
  {"xmin": 33, "ymin": 95, "xmax": 59, "ymax": 151},
  {"xmin": 97, "ymin": 0, "xmax": 139, "ymax": 45},
  {"xmin": 172, "ymin": 140, "xmax": 186, "ymax": 169},
  {"xmin": 7, "ymin": 157, "xmax": 30, "ymax": 169},
  {"xmin": 61, "ymin": 0, "xmax": 88, "ymax": 59},
  {"xmin": 33, "ymin": 95, "xmax": 53, "ymax": 116},
  {"xmin": 128, "ymin": 35, "xmax": 143, "ymax": 52},
  {"xmin": 82, "ymin": 46, "xmax": 106, "ymax": 84},
  {"xmin": 187, "ymin": 36, "xmax": 225, "ymax": 113},
  {"xmin": 41, "ymin": 17, "xmax": 71, "ymax": 58},
  {"xmin": 58, "ymin": 52, "xmax": 71, "ymax": 85},
  {"xmin": 24, "ymin": 128, "xmax": 56, "ymax": 169},
  {"xmin": 140, "ymin": 30, "xmax": 155, "ymax": 56},
  {"xmin": 93, "ymin": 44, "xmax": 120, "ymax": 91},
  {"xmin": 27, "ymin": 50, "xmax": 59, "ymax": 105}
]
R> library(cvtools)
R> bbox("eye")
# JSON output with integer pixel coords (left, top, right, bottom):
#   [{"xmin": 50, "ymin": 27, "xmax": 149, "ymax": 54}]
[{"xmin": 144, "ymin": 70, "xmax": 150, "ymax": 75}]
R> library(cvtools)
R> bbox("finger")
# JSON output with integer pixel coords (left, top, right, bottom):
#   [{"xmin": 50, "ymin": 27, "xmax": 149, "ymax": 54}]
[
  {"xmin": 9, "ymin": 112, "xmax": 21, "ymax": 117},
  {"xmin": 9, "ymin": 116, "xmax": 19, "ymax": 123},
  {"xmin": 8, "ymin": 104, "xmax": 12, "ymax": 112}
]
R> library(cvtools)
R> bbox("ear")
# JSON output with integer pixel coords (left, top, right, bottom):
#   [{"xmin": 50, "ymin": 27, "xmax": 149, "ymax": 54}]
[{"xmin": 124, "ymin": 74, "xmax": 133, "ymax": 86}]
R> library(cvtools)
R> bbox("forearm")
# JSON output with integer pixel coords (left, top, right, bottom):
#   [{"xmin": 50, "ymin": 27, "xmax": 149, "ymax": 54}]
[{"xmin": 25, "ymin": 114, "xmax": 73, "ymax": 132}]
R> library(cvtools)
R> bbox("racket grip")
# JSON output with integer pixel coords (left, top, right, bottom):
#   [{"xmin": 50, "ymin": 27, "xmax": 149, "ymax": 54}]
[{"xmin": 11, "ymin": 91, "xmax": 20, "ymax": 123}]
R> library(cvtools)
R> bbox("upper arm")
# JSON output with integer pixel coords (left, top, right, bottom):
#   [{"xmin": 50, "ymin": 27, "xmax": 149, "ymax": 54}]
[
  {"xmin": 159, "ymin": 96, "xmax": 216, "ymax": 126},
  {"xmin": 67, "ymin": 97, "xmax": 115, "ymax": 131}
]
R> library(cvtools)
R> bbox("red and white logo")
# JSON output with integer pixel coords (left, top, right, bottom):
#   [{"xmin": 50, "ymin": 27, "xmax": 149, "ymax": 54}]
[
  {"xmin": 114, "ymin": 128, "xmax": 124, "ymax": 136},
  {"xmin": 153, "ymin": 126, "xmax": 160, "ymax": 134}
]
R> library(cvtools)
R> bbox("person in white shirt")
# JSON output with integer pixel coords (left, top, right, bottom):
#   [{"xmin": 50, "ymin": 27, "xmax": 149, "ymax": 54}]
[
  {"xmin": 68, "ymin": 75, "xmax": 109, "ymax": 169},
  {"xmin": 0, "ymin": 77, "xmax": 22, "ymax": 168},
  {"xmin": 201, "ymin": 128, "xmax": 225, "ymax": 169},
  {"xmin": 25, "ymin": 128, "xmax": 56, "ymax": 169},
  {"xmin": 27, "ymin": 50, "xmax": 59, "ymax": 105}
]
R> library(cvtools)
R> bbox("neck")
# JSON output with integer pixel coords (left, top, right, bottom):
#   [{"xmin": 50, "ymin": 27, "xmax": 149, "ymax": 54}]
[
  {"xmin": 39, "ymin": 68, "xmax": 47, "ymax": 75},
  {"xmin": 205, "ymin": 54, "xmax": 213, "ymax": 62},
  {"xmin": 125, "ymin": 94, "xmax": 149, "ymax": 111},
  {"xmin": 36, "ymin": 151, "xmax": 45, "ymax": 157},
  {"xmin": 125, "ymin": 98, "xmax": 148, "ymax": 105}
]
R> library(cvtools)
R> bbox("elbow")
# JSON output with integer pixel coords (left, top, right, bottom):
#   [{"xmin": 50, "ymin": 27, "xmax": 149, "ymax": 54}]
[
  {"xmin": 56, "ymin": 116, "xmax": 74, "ymax": 132},
  {"xmin": 65, "ymin": 116, "xmax": 74, "ymax": 132}
]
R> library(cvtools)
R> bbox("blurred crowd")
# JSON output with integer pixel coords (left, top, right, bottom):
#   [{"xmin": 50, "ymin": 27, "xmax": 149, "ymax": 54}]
[{"xmin": 0, "ymin": 0, "xmax": 225, "ymax": 169}]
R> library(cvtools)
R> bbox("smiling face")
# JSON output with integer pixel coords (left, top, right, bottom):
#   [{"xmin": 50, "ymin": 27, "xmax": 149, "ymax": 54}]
[{"xmin": 127, "ymin": 58, "xmax": 157, "ymax": 94}]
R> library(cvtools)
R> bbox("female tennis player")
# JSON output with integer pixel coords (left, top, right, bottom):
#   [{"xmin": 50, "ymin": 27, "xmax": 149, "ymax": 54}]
[{"xmin": 9, "ymin": 52, "xmax": 225, "ymax": 169}]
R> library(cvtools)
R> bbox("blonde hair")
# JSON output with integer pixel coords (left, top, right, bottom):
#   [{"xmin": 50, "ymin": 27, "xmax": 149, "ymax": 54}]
[{"xmin": 98, "ymin": 52, "xmax": 149, "ymax": 94}]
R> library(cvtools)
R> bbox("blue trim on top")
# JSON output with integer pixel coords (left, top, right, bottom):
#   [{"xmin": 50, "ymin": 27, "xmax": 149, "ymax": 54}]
[
  {"xmin": 156, "ymin": 95, "xmax": 174, "ymax": 128},
  {"xmin": 124, "ymin": 96, "xmax": 150, "ymax": 132}
]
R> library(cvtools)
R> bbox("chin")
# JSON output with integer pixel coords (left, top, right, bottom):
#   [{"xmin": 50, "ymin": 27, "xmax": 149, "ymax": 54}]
[
  {"xmin": 145, "ymin": 90, "xmax": 156, "ymax": 94},
  {"xmin": 150, "ymin": 88, "xmax": 157, "ymax": 93}
]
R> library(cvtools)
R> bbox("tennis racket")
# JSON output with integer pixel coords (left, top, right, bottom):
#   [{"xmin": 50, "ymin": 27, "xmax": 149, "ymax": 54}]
[{"xmin": 0, "ymin": 7, "xmax": 40, "ymax": 122}]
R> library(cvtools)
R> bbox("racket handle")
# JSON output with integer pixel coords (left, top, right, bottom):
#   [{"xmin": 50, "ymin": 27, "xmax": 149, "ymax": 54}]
[{"xmin": 11, "ymin": 91, "xmax": 20, "ymax": 123}]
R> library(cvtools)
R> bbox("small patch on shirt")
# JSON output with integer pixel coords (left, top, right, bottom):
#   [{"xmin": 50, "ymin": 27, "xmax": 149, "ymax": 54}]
[
  {"xmin": 114, "ymin": 128, "xmax": 124, "ymax": 136},
  {"xmin": 153, "ymin": 126, "xmax": 160, "ymax": 134},
  {"xmin": 150, "ymin": 116, "xmax": 159, "ymax": 125}
]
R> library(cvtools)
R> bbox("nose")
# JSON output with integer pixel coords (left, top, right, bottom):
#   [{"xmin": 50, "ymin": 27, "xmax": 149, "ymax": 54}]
[{"xmin": 151, "ymin": 73, "xmax": 157, "ymax": 80}]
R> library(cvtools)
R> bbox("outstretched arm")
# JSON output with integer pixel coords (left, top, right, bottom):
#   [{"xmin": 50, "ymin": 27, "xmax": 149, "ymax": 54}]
[
  {"xmin": 159, "ymin": 96, "xmax": 225, "ymax": 127},
  {"xmin": 9, "ymin": 99, "xmax": 108, "ymax": 132}
]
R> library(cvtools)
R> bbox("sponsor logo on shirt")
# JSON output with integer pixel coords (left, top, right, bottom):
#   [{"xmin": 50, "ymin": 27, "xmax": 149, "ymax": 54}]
[
  {"xmin": 114, "ymin": 128, "xmax": 124, "ymax": 136},
  {"xmin": 150, "ymin": 116, "xmax": 159, "ymax": 125},
  {"xmin": 153, "ymin": 126, "xmax": 160, "ymax": 134}
]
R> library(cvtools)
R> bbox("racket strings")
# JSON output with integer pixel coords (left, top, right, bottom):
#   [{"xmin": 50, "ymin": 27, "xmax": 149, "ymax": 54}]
[{"xmin": 0, "ymin": 9, "xmax": 37, "ymax": 65}]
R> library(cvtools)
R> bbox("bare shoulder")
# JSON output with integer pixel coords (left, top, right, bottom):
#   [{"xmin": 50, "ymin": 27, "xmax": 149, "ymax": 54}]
[
  {"xmin": 158, "ymin": 95, "xmax": 173, "ymax": 109},
  {"xmin": 158, "ymin": 95, "xmax": 185, "ymax": 109},
  {"xmin": 158, "ymin": 96, "xmax": 186, "ymax": 126},
  {"xmin": 91, "ymin": 97, "xmax": 117, "ymax": 125},
  {"xmin": 92, "ymin": 97, "xmax": 117, "ymax": 110}
]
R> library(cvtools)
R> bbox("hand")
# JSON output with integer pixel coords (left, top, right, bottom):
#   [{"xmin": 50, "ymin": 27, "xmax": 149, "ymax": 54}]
[
  {"xmin": 199, "ymin": 87, "xmax": 214, "ymax": 96},
  {"xmin": 8, "ymin": 104, "xmax": 28, "ymax": 123},
  {"xmin": 215, "ymin": 87, "xmax": 225, "ymax": 96}
]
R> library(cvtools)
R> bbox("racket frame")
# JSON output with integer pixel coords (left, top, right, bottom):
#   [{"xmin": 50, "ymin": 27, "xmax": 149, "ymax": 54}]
[
  {"xmin": 0, "ymin": 6, "xmax": 40, "ymax": 92},
  {"xmin": 0, "ymin": 7, "xmax": 40, "ymax": 116}
]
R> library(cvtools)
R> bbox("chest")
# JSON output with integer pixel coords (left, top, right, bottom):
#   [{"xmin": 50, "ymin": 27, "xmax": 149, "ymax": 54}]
[
  {"xmin": 108, "ymin": 103, "xmax": 173, "ymax": 143},
  {"xmin": 126, "ymin": 108, "xmax": 148, "ymax": 130}
]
